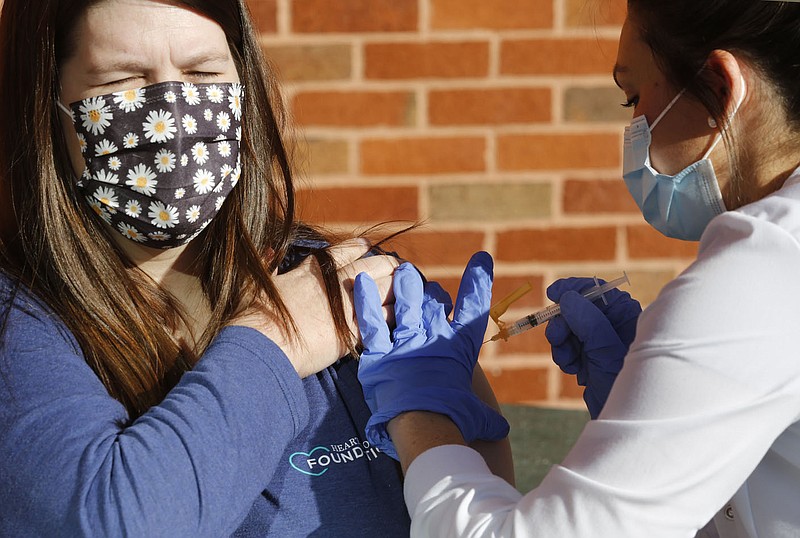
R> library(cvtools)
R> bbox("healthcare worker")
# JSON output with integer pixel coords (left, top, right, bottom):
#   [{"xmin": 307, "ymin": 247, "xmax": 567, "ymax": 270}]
[{"xmin": 351, "ymin": 1, "xmax": 800, "ymax": 537}]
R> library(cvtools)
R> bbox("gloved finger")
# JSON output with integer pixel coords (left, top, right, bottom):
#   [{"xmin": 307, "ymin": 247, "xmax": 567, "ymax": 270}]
[
  {"xmin": 544, "ymin": 314, "xmax": 573, "ymax": 347},
  {"xmin": 353, "ymin": 273, "xmax": 392, "ymax": 355},
  {"xmin": 423, "ymin": 280, "xmax": 454, "ymax": 318},
  {"xmin": 422, "ymin": 297, "xmax": 451, "ymax": 336},
  {"xmin": 558, "ymin": 291, "xmax": 618, "ymax": 346},
  {"xmin": 392, "ymin": 263, "xmax": 426, "ymax": 342},
  {"xmin": 551, "ymin": 340, "xmax": 582, "ymax": 375},
  {"xmin": 475, "ymin": 402, "xmax": 511, "ymax": 442},
  {"xmin": 452, "ymin": 252, "xmax": 493, "ymax": 351},
  {"xmin": 546, "ymin": 277, "xmax": 604, "ymax": 303}
]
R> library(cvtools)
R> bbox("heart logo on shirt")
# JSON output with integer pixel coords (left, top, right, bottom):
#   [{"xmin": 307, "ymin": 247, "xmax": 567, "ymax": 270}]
[{"xmin": 289, "ymin": 446, "xmax": 331, "ymax": 477}]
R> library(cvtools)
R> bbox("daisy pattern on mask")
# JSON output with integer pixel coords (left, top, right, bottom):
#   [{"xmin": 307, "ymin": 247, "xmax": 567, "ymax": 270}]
[
  {"xmin": 108, "ymin": 156, "xmax": 123, "ymax": 171},
  {"xmin": 235, "ymin": 126, "xmax": 242, "ymax": 142},
  {"xmin": 182, "ymin": 82, "xmax": 201, "ymax": 106},
  {"xmin": 86, "ymin": 197, "xmax": 112, "ymax": 223},
  {"xmin": 123, "ymin": 133, "xmax": 139, "ymax": 149},
  {"xmin": 215, "ymin": 196, "xmax": 225, "ymax": 211},
  {"xmin": 148, "ymin": 201, "xmax": 179, "ymax": 229},
  {"xmin": 230, "ymin": 165, "xmax": 241, "ymax": 187},
  {"xmin": 164, "ymin": 91, "xmax": 177, "ymax": 103},
  {"xmin": 95, "ymin": 139, "xmax": 118, "ymax": 156},
  {"xmin": 79, "ymin": 96, "xmax": 113, "ymax": 136},
  {"xmin": 220, "ymin": 163, "xmax": 234, "ymax": 179},
  {"xmin": 94, "ymin": 169, "xmax": 119, "ymax": 185},
  {"xmin": 228, "ymin": 83, "xmax": 243, "ymax": 121},
  {"xmin": 154, "ymin": 149, "xmax": 176, "ymax": 173},
  {"xmin": 117, "ymin": 222, "xmax": 145, "ymax": 243},
  {"xmin": 118, "ymin": 222, "xmax": 145, "ymax": 242},
  {"xmin": 112, "ymin": 88, "xmax": 146, "ymax": 113},
  {"xmin": 125, "ymin": 199, "xmax": 143, "ymax": 218},
  {"xmin": 93, "ymin": 186, "xmax": 119, "ymax": 212},
  {"xmin": 206, "ymin": 85, "xmax": 224, "ymax": 104},
  {"xmin": 126, "ymin": 164, "xmax": 158, "ymax": 196},
  {"xmin": 217, "ymin": 141, "xmax": 232, "ymax": 158},
  {"xmin": 181, "ymin": 154, "xmax": 189, "ymax": 167},
  {"xmin": 192, "ymin": 142, "xmax": 210, "ymax": 165},
  {"xmin": 213, "ymin": 179, "xmax": 224, "ymax": 193},
  {"xmin": 204, "ymin": 109, "xmax": 213, "ymax": 122},
  {"xmin": 186, "ymin": 205, "xmax": 201, "ymax": 223},
  {"xmin": 77, "ymin": 133, "xmax": 88, "ymax": 154},
  {"xmin": 148, "ymin": 231, "xmax": 171, "ymax": 242},
  {"xmin": 216, "ymin": 111, "xmax": 231, "ymax": 132},
  {"xmin": 143, "ymin": 110, "xmax": 177, "ymax": 143},
  {"xmin": 175, "ymin": 188, "xmax": 186, "ymax": 200},
  {"xmin": 193, "ymin": 169, "xmax": 215, "ymax": 194},
  {"xmin": 182, "ymin": 114, "xmax": 198, "ymax": 135}
]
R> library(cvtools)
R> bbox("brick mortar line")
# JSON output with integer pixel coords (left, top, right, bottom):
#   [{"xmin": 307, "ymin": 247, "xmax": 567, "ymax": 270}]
[{"xmin": 281, "ymin": 77, "xmax": 621, "ymax": 91}]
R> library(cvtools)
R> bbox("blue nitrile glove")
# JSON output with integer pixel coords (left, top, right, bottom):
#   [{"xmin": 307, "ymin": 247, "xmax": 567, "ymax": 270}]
[
  {"xmin": 545, "ymin": 278, "xmax": 642, "ymax": 419},
  {"xmin": 354, "ymin": 254, "xmax": 510, "ymax": 460}
]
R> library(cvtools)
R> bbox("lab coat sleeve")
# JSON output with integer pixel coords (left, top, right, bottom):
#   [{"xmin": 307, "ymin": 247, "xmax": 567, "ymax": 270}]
[
  {"xmin": 0, "ymin": 290, "xmax": 310, "ymax": 537},
  {"xmin": 403, "ymin": 209, "xmax": 800, "ymax": 537}
]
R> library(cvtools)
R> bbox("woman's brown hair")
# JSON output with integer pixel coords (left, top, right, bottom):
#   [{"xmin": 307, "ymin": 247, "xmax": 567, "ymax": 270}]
[{"xmin": 0, "ymin": 0, "xmax": 356, "ymax": 417}]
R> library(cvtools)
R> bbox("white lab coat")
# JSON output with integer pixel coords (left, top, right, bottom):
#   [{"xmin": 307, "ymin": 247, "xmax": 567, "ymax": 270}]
[{"xmin": 404, "ymin": 169, "xmax": 800, "ymax": 537}]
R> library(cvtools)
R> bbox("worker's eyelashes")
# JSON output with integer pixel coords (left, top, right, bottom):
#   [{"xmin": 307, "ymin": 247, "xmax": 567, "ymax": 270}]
[{"xmin": 621, "ymin": 96, "xmax": 639, "ymax": 108}]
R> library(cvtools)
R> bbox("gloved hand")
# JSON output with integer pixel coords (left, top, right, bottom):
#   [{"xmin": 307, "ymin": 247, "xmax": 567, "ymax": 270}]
[
  {"xmin": 354, "ymin": 253, "xmax": 510, "ymax": 460},
  {"xmin": 545, "ymin": 278, "xmax": 642, "ymax": 419}
]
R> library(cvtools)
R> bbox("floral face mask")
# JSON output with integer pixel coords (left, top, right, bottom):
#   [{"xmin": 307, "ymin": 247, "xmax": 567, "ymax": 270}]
[{"xmin": 58, "ymin": 80, "xmax": 244, "ymax": 248}]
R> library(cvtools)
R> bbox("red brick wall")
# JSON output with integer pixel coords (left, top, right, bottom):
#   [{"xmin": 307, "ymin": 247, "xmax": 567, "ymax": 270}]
[{"xmin": 255, "ymin": 0, "xmax": 695, "ymax": 409}]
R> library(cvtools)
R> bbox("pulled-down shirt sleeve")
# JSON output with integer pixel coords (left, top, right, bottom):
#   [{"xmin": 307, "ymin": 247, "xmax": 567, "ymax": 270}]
[{"xmin": 0, "ymin": 287, "xmax": 310, "ymax": 537}]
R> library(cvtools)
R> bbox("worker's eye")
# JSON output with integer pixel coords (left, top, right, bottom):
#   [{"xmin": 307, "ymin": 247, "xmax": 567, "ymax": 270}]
[{"xmin": 621, "ymin": 96, "xmax": 639, "ymax": 108}]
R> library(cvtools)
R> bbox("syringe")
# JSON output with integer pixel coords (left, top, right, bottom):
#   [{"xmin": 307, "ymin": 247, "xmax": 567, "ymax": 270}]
[{"xmin": 487, "ymin": 272, "xmax": 630, "ymax": 343}]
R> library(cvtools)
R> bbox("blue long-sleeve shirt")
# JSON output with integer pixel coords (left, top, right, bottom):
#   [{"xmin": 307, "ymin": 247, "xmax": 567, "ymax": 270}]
[{"xmin": 0, "ymin": 274, "xmax": 409, "ymax": 536}]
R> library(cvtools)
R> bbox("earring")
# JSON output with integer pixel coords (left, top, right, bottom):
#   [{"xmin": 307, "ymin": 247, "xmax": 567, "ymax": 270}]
[{"xmin": 707, "ymin": 116, "xmax": 718, "ymax": 129}]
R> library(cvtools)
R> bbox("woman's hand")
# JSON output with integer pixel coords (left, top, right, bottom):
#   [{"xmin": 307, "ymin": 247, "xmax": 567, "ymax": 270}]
[{"xmin": 231, "ymin": 239, "xmax": 400, "ymax": 378}]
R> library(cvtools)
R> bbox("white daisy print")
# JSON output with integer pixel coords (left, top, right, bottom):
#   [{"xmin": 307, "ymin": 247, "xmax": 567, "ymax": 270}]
[
  {"xmin": 94, "ymin": 169, "xmax": 119, "ymax": 184},
  {"xmin": 148, "ymin": 201, "xmax": 179, "ymax": 229},
  {"xmin": 206, "ymin": 85, "xmax": 224, "ymax": 103},
  {"xmin": 108, "ymin": 156, "xmax": 123, "ymax": 171},
  {"xmin": 82, "ymin": 168, "xmax": 92, "ymax": 181},
  {"xmin": 228, "ymin": 83, "xmax": 243, "ymax": 121},
  {"xmin": 126, "ymin": 164, "xmax": 158, "ymax": 196},
  {"xmin": 215, "ymin": 196, "xmax": 225, "ymax": 211},
  {"xmin": 230, "ymin": 165, "xmax": 241, "ymax": 187},
  {"xmin": 112, "ymin": 88, "xmax": 145, "ymax": 113},
  {"xmin": 94, "ymin": 139, "xmax": 118, "ymax": 156},
  {"xmin": 235, "ymin": 126, "xmax": 242, "ymax": 142},
  {"xmin": 148, "ymin": 231, "xmax": 172, "ymax": 241},
  {"xmin": 79, "ymin": 96, "xmax": 113, "ymax": 136},
  {"xmin": 143, "ymin": 109, "xmax": 177, "ymax": 143},
  {"xmin": 216, "ymin": 111, "xmax": 231, "ymax": 132},
  {"xmin": 154, "ymin": 149, "xmax": 176, "ymax": 173},
  {"xmin": 125, "ymin": 199, "xmax": 142, "ymax": 218},
  {"xmin": 220, "ymin": 164, "xmax": 233, "ymax": 179},
  {"xmin": 118, "ymin": 222, "xmax": 146, "ymax": 242},
  {"xmin": 164, "ymin": 91, "xmax": 177, "ymax": 103},
  {"xmin": 180, "ymin": 154, "xmax": 189, "ymax": 167},
  {"xmin": 204, "ymin": 109, "xmax": 213, "ymax": 122},
  {"xmin": 186, "ymin": 205, "xmax": 201, "ymax": 223},
  {"xmin": 93, "ymin": 186, "xmax": 119, "ymax": 210},
  {"xmin": 77, "ymin": 133, "xmax": 88, "ymax": 154},
  {"xmin": 217, "ymin": 140, "xmax": 232, "ymax": 158},
  {"xmin": 213, "ymin": 179, "xmax": 224, "ymax": 193},
  {"xmin": 86, "ymin": 197, "xmax": 112, "ymax": 223},
  {"xmin": 193, "ymin": 169, "xmax": 215, "ymax": 194},
  {"xmin": 122, "ymin": 133, "xmax": 140, "ymax": 149},
  {"xmin": 182, "ymin": 114, "xmax": 198, "ymax": 134},
  {"xmin": 182, "ymin": 82, "xmax": 201, "ymax": 105},
  {"xmin": 174, "ymin": 188, "xmax": 186, "ymax": 199},
  {"xmin": 191, "ymin": 142, "xmax": 209, "ymax": 165}
]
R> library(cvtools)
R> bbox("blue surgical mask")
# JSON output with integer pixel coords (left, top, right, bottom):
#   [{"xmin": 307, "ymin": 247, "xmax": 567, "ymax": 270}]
[{"xmin": 622, "ymin": 81, "xmax": 745, "ymax": 241}]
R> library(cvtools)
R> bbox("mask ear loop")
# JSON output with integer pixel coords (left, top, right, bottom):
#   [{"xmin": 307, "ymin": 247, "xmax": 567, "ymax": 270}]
[
  {"xmin": 649, "ymin": 88, "xmax": 687, "ymax": 131},
  {"xmin": 702, "ymin": 76, "xmax": 747, "ymax": 159},
  {"xmin": 56, "ymin": 101, "xmax": 74, "ymax": 118}
]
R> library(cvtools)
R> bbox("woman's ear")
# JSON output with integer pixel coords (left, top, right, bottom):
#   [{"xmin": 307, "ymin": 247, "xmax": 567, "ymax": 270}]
[{"xmin": 704, "ymin": 49, "xmax": 747, "ymax": 126}]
